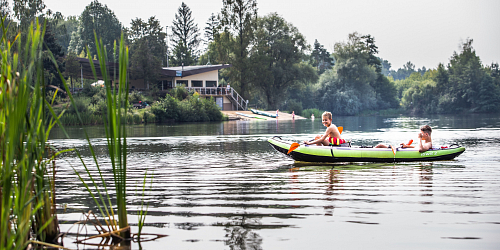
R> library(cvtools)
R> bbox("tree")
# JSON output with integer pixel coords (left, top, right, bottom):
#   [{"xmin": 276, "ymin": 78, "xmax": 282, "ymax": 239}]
[
  {"xmin": 130, "ymin": 38, "xmax": 161, "ymax": 89},
  {"xmin": 64, "ymin": 52, "xmax": 80, "ymax": 91},
  {"xmin": 444, "ymin": 38, "xmax": 500, "ymax": 112},
  {"xmin": 378, "ymin": 57, "xmax": 391, "ymax": 76},
  {"xmin": 170, "ymin": 2, "xmax": 200, "ymax": 66},
  {"xmin": 358, "ymin": 35, "xmax": 398, "ymax": 109},
  {"xmin": 389, "ymin": 61, "xmax": 416, "ymax": 80},
  {"xmin": 0, "ymin": 0, "xmax": 10, "ymax": 19},
  {"xmin": 311, "ymin": 39, "xmax": 333, "ymax": 74},
  {"xmin": 50, "ymin": 14, "xmax": 79, "ymax": 53},
  {"xmin": 361, "ymin": 34, "xmax": 381, "ymax": 73},
  {"xmin": 13, "ymin": 0, "xmax": 46, "ymax": 28},
  {"xmin": 219, "ymin": 0, "xmax": 258, "ymax": 100},
  {"xmin": 129, "ymin": 16, "xmax": 165, "ymax": 88},
  {"xmin": 42, "ymin": 21, "xmax": 65, "ymax": 89},
  {"xmin": 317, "ymin": 32, "xmax": 380, "ymax": 115},
  {"xmin": 252, "ymin": 13, "xmax": 317, "ymax": 109},
  {"xmin": 204, "ymin": 13, "xmax": 219, "ymax": 46},
  {"xmin": 80, "ymin": 0, "xmax": 122, "ymax": 57}
]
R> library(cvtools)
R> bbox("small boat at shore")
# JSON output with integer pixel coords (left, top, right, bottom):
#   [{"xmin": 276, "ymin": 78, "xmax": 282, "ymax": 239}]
[
  {"xmin": 251, "ymin": 109, "xmax": 277, "ymax": 118},
  {"xmin": 236, "ymin": 112, "xmax": 267, "ymax": 120},
  {"xmin": 268, "ymin": 136, "xmax": 465, "ymax": 163}
]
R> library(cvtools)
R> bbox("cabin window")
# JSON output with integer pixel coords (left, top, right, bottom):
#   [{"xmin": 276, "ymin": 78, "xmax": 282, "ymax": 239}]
[
  {"xmin": 206, "ymin": 81, "xmax": 217, "ymax": 87},
  {"xmin": 192, "ymin": 80, "xmax": 203, "ymax": 87},
  {"xmin": 176, "ymin": 80, "xmax": 188, "ymax": 87}
]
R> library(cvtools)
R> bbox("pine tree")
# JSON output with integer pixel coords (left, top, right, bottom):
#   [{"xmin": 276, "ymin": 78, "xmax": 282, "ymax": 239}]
[
  {"xmin": 170, "ymin": 2, "xmax": 200, "ymax": 66},
  {"xmin": 311, "ymin": 39, "xmax": 333, "ymax": 74},
  {"xmin": 204, "ymin": 13, "xmax": 219, "ymax": 45}
]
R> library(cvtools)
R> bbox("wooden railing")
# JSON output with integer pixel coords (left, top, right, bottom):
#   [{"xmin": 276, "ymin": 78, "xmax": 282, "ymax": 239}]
[{"xmin": 186, "ymin": 87, "xmax": 247, "ymax": 110}]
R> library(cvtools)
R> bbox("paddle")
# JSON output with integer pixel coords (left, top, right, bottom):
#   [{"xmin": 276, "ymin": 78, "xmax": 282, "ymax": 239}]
[
  {"xmin": 392, "ymin": 140, "xmax": 413, "ymax": 157},
  {"xmin": 287, "ymin": 126, "xmax": 343, "ymax": 154},
  {"xmin": 391, "ymin": 145, "xmax": 397, "ymax": 156}
]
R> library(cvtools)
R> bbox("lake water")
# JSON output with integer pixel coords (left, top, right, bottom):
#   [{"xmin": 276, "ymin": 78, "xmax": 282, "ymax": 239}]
[{"xmin": 50, "ymin": 114, "xmax": 500, "ymax": 249}]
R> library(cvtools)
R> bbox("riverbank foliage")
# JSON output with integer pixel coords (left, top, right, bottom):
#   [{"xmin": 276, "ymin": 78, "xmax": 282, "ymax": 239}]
[
  {"xmin": 151, "ymin": 87, "xmax": 223, "ymax": 122},
  {"xmin": 396, "ymin": 39, "xmax": 500, "ymax": 114}
]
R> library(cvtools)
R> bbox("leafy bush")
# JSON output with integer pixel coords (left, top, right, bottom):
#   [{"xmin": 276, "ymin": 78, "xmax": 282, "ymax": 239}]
[
  {"xmin": 169, "ymin": 86, "xmax": 189, "ymax": 101},
  {"xmin": 67, "ymin": 97, "xmax": 91, "ymax": 114},
  {"xmin": 143, "ymin": 111, "xmax": 155, "ymax": 124},
  {"xmin": 152, "ymin": 92, "xmax": 222, "ymax": 123},
  {"xmin": 302, "ymin": 108, "xmax": 322, "ymax": 119},
  {"xmin": 133, "ymin": 113, "xmax": 142, "ymax": 124},
  {"xmin": 128, "ymin": 91, "xmax": 144, "ymax": 104},
  {"xmin": 80, "ymin": 82, "xmax": 102, "ymax": 97}
]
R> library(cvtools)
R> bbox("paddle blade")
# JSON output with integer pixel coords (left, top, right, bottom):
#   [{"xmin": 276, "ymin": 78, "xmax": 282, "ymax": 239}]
[
  {"xmin": 390, "ymin": 145, "xmax": 396, "ymax": 156},
  {"xmin": 338, "ymin": 126, "xmax": 343, "ymax": 134},
  {"xmin": 408, "ymin": 139, "xmax": 413, "ymax": 146},
  {"xmin": 287, "ymin": 143, "xmax": 300, "ymax": 154}
]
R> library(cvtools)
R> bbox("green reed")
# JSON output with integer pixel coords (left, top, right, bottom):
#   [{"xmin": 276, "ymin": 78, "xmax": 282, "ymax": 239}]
[
  {"xmin": 58, "ymin": 32, "xmax": 131, "ymax": 239},
  {"xmin": 0, "ymin": 18, "xmax": 69, "ymax": 249}
]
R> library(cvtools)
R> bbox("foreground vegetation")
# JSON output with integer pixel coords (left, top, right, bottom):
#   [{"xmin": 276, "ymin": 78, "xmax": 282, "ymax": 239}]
[{"xmin": 1, "ymin": 17, "xmax": 158, "ymax": 248}]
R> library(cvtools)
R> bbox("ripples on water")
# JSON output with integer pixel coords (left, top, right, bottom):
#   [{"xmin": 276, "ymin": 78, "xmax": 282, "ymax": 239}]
[{"xmin": 51, "ymin": 115, "xmax": 500, "ymax": 249}]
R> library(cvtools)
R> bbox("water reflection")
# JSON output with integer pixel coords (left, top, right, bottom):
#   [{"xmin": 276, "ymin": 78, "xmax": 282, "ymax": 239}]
[
  {"xmin": 223, "ymin": 214, "xmax": 263, "ymax": 250},
  {"xmin": 50, "ymin": 113, "xmax": 500, "ymax": 250}
]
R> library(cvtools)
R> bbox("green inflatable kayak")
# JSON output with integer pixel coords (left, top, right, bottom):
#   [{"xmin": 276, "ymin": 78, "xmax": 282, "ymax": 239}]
[{"xmin": 268, "ymin": 136, "xmax": 465, "ymax": 163}]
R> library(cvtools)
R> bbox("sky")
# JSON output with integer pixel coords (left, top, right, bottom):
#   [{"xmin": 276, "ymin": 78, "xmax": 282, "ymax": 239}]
[{"xmin": 37, "ymin": 0, "xmax": 500, "ymax": 70}]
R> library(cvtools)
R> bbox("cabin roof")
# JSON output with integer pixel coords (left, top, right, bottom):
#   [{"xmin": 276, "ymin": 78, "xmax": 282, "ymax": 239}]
[{"xmin": 73, "ymin": 57, "xmax": 230, "ymax": 79}]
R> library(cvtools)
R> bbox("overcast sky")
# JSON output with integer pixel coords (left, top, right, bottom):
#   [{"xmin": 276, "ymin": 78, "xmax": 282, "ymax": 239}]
[{"xmin": 40, "ymin": 0, "xmax": 499, "ymax": 70}]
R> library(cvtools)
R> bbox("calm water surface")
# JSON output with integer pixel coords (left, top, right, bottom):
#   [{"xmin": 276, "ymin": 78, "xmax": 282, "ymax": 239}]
[{"xmin": 50, "ymin": 114, "xmax": 500, "ymax": 249}]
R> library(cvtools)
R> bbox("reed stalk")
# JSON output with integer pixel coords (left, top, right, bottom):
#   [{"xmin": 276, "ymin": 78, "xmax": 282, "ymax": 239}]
[
  {"xmin": 56, "ymin": 32, "xmax": 131, "ymax": 240},
  {"xmin": 0, "ymin": 17, "xmax": 66, "ymax": 249}
]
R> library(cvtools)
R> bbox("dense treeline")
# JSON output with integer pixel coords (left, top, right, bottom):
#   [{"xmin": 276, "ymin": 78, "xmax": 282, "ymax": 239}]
[
  {"xmin": 2, "ymin": 0, "xmax": 498, "ymax": 117},
  {"xmin": 396, "ymin": 39, "xmax": 500, "ymax": 114}
]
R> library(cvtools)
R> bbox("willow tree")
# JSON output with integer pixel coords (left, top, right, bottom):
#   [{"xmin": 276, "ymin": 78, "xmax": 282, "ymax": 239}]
[{"xmin": 252, "ymin": 13, "xmax": 316, "ymax": 109}]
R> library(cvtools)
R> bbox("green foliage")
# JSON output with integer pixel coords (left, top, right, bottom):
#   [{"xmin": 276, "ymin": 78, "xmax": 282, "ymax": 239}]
[
  {"xmin": 143, "ymin": 111, "xmax": 155, "ymax": 124},
  {"xmin": 80, "ymin": 0, "xmax": 122, "ymax": 57},
  {"xmin": 67, "ymin": 96, "xmax": 90, "ymax": 114},
  {"xmin": 218, "ymin": 0, "xmax": 258, "ymax": 100},
  {"xmin": 130, "ymin": 37, "xmax": 161, "ymax": 85},
  {"xmin": 63, "ymin": 52, "xmax": 80, "ymax": 90},
  {"xmin": 286, "ymin": 100, "xmax": 303, "ymax": 115},
  {"xmin": 12, "ymin": 0, "xmax": 45, "ymax": 28},
  {"xmin": 64, "ymin": 31, "xmax": 132, "ymax": 238},
  {"xmin": 302, "ymin": 108, "xmax": 322, "ymax": 119},
  {"xmin": 252, "ymin": 13, "xmax": 317, "ymax": 109},
  {"xmin": 316, "ymin": 32, "xmax": 398, "ymax": 115},
  {"xmin": 129, "ymin": 16, "xmax": 165, "ymax": 85},
  {"xmin": 151, "ymin": 94, "xmax": 179, "ymax": 122},
  {"xmin": 170, "ymin": 2, "xmax": 200, "ymax": 66},
  {"xmin": 170, "ymin": 85, "xmax": 189, "ymax": 101},
  {"xmin": 128, "ymin": 91, "xmax": 144, "ymax": 103},
  {"xmin": 401, "ymin": 79, "xmax": 438, "ymax": 114},
  {"xmin": 1, "ymin": 18, "xmax": 65, "ymax": 248},
  {"xmin": 398, "ymin": 39, "xmax": 500, "ymax": 114},
  {"xmin": 311, "ymin": 39, "xmax": 334, "ymax": 74},
  {"xmin": 204, "ymin": 13, "xmax": 219, "ymax": 45},
  {"xmin": 151, "ymin": 91, "xmax": 223, "ymax": 123}
]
